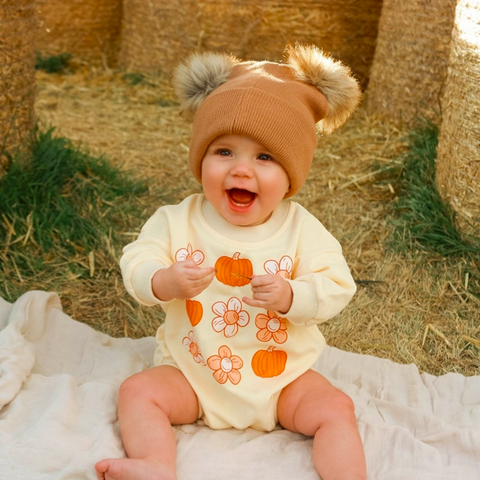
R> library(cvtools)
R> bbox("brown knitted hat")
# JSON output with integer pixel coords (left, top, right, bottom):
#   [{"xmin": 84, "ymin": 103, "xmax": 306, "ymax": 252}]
[{"xmin": 174, "ymin": 44, "xmax": 361, "ymax": 197}]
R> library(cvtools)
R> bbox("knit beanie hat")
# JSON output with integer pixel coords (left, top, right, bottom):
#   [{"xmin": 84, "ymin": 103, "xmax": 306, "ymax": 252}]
[{"xmin": 173, "ymin": 44, "xmax": 361, "ymax": 197}]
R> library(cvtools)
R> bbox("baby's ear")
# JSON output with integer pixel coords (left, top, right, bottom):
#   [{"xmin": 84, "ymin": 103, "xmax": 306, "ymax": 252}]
[
  {"xmin": 286, "ymin": 44, "xmax": 362, "ymax": 134},
  {"xmin": 173, "ymin": 52, "xmax": 240, "ymax": 116}
]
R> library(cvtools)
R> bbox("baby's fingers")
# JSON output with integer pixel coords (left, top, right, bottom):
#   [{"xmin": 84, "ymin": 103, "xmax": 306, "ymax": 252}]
[
  {"xmin": 188, "ymin": 267, "xmax": 216, "ymax": 294},
  {"xmin": 199, "ymin": 267, "xmax": 216, "ymax": 284},
  {"xmin": 250, "ymin": 274, "xmax": 276, "ymax": 287},
  {"xmin": 182, "ymin": 264, "xmax": 215, "ymax": 280},
  {"xmin": 242, "ymin": 295, "xmax": 262, "ymax": 309}
]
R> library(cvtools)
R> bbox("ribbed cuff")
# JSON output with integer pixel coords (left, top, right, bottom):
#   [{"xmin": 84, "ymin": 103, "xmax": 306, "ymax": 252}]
[
  {"xmin": 130, "ymin": 261, "xmax": 165, "ymax": 306},
  {"xmin": 281, "ymin": 280, "xmax": 319, "ymax": 326}
]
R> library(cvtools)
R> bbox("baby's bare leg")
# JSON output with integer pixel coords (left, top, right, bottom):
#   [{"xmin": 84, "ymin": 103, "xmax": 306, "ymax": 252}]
[
  {"xmin": 95, "ymin": 365, "xmax": 199, "ymax": 480},
  {"xmin": 278, "ymin": 370, "xmax": 366, "ymax": 480}
]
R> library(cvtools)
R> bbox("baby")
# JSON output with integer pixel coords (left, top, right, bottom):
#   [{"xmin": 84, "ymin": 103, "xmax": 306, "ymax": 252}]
[{"xmin": 96, "ymin": 44, "xmax": 366, "ymax": 480}]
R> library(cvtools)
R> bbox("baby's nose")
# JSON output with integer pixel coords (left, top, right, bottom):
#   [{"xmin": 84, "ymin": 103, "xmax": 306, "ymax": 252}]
[{"xmin": 230, "ymin": 157, "xmax": 253, "ymax": 176}]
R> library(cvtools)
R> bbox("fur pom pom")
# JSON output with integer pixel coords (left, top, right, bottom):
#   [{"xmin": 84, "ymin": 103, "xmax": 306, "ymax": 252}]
[
  {"xmin": 173, "ymin": 52, "xmax": 240, "ymax": 114},
  {"xmin": 286, "ymin": 44, "xmax": 362, "ymax": 134}
]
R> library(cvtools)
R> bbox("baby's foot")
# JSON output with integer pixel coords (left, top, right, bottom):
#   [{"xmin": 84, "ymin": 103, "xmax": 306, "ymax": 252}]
[{"xmin": 95, "ymin": 457, "xmax": 176, "ymax": 480}]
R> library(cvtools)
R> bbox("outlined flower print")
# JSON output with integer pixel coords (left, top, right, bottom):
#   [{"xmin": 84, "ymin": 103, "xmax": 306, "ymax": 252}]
[
  {"xmin": 207, "ymin": 345, "xmax": 243, "ymax": 385},
  {"xmin": 211, "ymin": 297, "xmax": 250, "ymax": 337},
  {"xmin": 175, "ymin": 243, "xmax": 205, "ymax": 265},
  {"xmin": 255, "ymin": 311, "xmax": 288, "ymax": 344},
  {"xmin": 264, "ymin": 255, "xmax": 293, "ymax": 279},
  {"xmin": 182, "ymin": 331, "xmax": 205, "ymax": 365}
]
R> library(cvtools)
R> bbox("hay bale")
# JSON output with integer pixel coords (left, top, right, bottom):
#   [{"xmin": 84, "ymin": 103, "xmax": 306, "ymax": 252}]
[
  {"xmin": 366, "ymin": 0, "xmax": 456, "ymax": 123},
  {"xmin": 0, "ymin": 0, "xmax": 36, "ymax": 174},
  {"xmin": 35, "ymin": 0, "xmax": 122, "ymax": 66},
  {"xmin": 119, "ymin": 0, "xmax": 382, "ymax": 88},
  {"xmin": 436, "ymin": 0, "xmax": 480, "ymax": 239}
]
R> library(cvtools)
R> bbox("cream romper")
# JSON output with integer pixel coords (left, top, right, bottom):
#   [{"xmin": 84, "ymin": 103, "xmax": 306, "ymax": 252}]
[{"xmin": 120, "ymin": 194, "xmax": 356, "ymax": 431}]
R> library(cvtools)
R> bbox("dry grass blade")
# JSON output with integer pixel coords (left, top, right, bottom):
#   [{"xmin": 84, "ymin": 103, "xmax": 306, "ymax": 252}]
[
  {"xmin": 461, "ymin": 335, "xmax": 480, "ymax": 348},
  {"xmin": 422, "ymin": 324, "xmax": 452, "ymax": 348}
]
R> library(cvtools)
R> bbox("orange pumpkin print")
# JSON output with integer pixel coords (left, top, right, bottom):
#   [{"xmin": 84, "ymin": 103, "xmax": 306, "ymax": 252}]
[
  {"xmin": 215, "ymin": 252, "xmax": 253, "ymax": 287},
  {"xmin": 251, "ymin": 346, "xmax": 287, "ymax": 378},
  {"xmin": 186, "ymin": 299, "xmax": 203, "ymax": 326}
]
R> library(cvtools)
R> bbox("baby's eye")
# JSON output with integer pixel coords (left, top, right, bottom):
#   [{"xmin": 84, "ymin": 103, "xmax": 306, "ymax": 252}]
[
  {"xmin": 216, "ymin": 149, "xmax": 232, "ymax": 156},
  {"xmin": 258, "ymin": 153, "xmax": 273, "ymax": 161}
]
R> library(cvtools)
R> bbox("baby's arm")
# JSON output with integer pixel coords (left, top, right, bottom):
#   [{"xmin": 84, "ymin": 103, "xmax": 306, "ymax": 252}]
[
  {"xmin": 152, "ymin": 260, "xmax": 215, "ymax": 301},
  {"xmin": 120, "ymin": 204, "xmax": 215, "ymax": 306},
  {"xmin": 245, "ymin": 207, "xmax": 356, "ymax": 325}
]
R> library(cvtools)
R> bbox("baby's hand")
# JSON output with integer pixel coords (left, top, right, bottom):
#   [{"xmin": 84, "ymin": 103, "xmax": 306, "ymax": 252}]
[
  {"xmin": 152, "ymin": 260, "xmax": 215, "ymax": 301},
  {"xmin": 243, "ymin": 274, "xmax": 293, "ymax": 313}
]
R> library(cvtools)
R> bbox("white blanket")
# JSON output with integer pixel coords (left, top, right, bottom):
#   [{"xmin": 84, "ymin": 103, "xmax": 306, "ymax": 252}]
[{"xmin": 1, "ymin": 291, "xmax": 479, "ymax": 480}]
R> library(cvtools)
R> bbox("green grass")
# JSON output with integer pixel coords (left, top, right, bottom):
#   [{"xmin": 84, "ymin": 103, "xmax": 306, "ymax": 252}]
[
  {"xmin": 390, "ymin": 121, "xmax": 480, "ymax": 259},
  {"xmin": 0, "ymin": 126, "xmax": 149, "ymax": 298},
  {"xmin": 121, "ymin": 72, "xmax": 146, "ymax": 86},
  {"xmin": 388, "ymin": 121, "xmax": 480, "ymax": 299},
  {"xmin": 35, "ymin": 52, "xmax": 73, "ymax": 74}
]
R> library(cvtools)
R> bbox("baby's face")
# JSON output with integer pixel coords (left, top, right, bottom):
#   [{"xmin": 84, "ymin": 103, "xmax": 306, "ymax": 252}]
[{"xmin": 201, "ymin": 134, "xmax": 290, "ymax": 227}]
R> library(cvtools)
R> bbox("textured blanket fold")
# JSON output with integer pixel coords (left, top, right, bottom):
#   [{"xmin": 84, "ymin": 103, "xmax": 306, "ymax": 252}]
[{"xmin": 1, "ymin": 291, "xmax": 479, "ymax": 479}]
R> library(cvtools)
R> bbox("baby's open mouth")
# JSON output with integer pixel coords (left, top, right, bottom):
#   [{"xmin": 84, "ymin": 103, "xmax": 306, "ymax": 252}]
[{"xmin": 227, "ymin": 188, "xmax": 257, "ymax": 206}]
